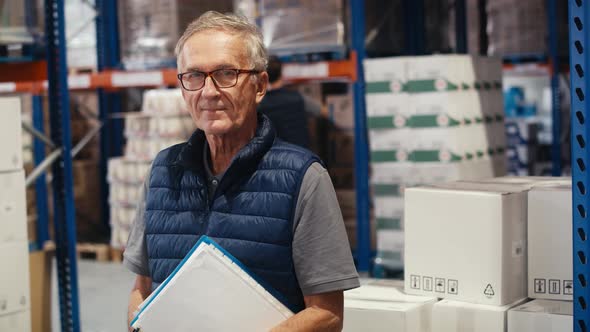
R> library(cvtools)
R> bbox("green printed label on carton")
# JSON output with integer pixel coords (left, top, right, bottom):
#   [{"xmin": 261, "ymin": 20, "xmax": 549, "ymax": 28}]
[
  {"xmin": 376, "ymin": 218, "xmax": 403, "ymax": 230},
  {"xmin": 408, "ymin": 114, "xmax": 461, "ymax": 128},
  {"xmin": 371, "ymin": 150, "xmax": 407, "ymax": 163},
  {"xmin": 367, "ymin": 116, "xmax": 395, "ymax": 129},
  {"xmin": 366, "ymin": 80, "xmax": 404, "ymax": 94},
  {"xmin": 410, "ymin": 150, "xmax": 462, "ymax": 163},
  {"xmin": 367, "ymin": 115, "xmax": 407, "ymax": 129},
  {"xmin": 404, "ymin": 79, "xmax": 458, "ymax": 93},
  {"xmin": 373, "ymin": 184, "xmax": 402, "ymax": 197}
]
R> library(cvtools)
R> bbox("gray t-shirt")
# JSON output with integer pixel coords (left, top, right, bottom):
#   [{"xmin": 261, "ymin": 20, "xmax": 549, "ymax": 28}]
[{"xmin": 123, "ymin": 160, "xmax": 359, "ymax": 296}]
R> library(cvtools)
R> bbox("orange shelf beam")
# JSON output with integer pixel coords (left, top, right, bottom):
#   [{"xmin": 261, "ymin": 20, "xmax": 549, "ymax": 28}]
[{"xmin": 0, "ymin": 53, "xmax": 358, "ymax": 94}]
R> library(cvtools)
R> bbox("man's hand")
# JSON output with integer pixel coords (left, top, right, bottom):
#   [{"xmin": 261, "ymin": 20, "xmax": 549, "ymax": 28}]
[
  {"xmin": 270, "ymin": 291, "xmax": 343, "ymax": 332},
  {"xmin": 128, "ymin": 275, "xmax": 152, "ymax": 332}
]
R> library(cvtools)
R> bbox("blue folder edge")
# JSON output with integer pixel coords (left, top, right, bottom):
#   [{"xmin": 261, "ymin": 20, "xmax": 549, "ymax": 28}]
[{"xmin": 130, "ymin": 235, "xmax": 297, "ymax": 328}]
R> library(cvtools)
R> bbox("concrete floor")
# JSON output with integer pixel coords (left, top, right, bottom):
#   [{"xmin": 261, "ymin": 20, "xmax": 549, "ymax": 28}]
[{"xmin": 51, "ymin": 259, "xmax": 135, "ymax": 332}]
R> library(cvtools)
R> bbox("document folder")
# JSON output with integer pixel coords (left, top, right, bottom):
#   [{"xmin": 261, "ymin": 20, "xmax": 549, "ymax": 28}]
[{"xmin": 131, "ymin": 236, "xmax": 294, "ymax": 331}]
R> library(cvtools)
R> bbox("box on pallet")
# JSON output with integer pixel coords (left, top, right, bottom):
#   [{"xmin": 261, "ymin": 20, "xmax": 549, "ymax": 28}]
[
  {"xmin": 0, "ymin": 241, "xmax": 30, "ymax": 317},
  {"xmin": 0, "ymin": 97, "xmax": 23, "ymax": 172},
  {"xmin": 343, "ymin": 280, "xmax": 437, "ymax": 332},
  {"xmin": 528, "ymin": 183, "xmax": 572, "ymax": 300},
  {"xmin": 432, "ymin": 298, "xmax": 528, "ymax": 332},
  {"xmin": 404, "ymin": 182, "xmax": 528, "ymax": 305},
  {"xmin": 507, "ymin": 299, "xmax": 572, "ymax": 332},
  {"xmin": 0, "ymin": 170, "xmax": 27, "ymax": 243}
]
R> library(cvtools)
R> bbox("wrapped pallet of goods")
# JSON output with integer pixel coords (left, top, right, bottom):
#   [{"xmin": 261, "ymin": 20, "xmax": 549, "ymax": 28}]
[
  {"xmin": 364, "ymin": 54, "xmax": 507, "ymax": 274},
  {"xmin": 108, "ymin": 89, "xmax": 195, "ymax": 250}
]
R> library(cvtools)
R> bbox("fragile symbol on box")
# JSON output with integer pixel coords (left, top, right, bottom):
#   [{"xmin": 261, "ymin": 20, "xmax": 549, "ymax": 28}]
[
  {"xmin": 423, "ymin": 277, "xmax": 433, "ymax": 291},
  {"xmin": 435, "ymin": 278, "xmax": 445, "ymax": 293},
  {"xmin": 448, "ymin": 279, "xmax": 458, "ymax": 295},
  {"xmin": 564, "ymin": 280, "xmax": 573, "ymax": 295},
  {"xmin": 484, "ymin": 284, "xmax": 495, "ymax": 297},
  {"xmin": 410, "ymin": 275, "xmax": 420, "ymax": 289},
  {"xmin": 549, "ymin": 279, "xmax": 560, "ymax": 294},
  {"xmin": 534, "ymin": 279, "xmax": 546, "ymax": 293}
]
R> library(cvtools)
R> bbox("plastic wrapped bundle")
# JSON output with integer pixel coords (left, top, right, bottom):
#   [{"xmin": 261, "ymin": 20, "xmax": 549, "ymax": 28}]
[
  {"xmin": 486, "ymin": 0, "xmax": 568, "ymax": 57},
  {"xmin": 260, "ymin": 0, "xmax": 345, "ymax": 55},
  {"xmin": 0, "ymin": 0, "xmax": 42, "ymax": 44},
  {"xmin": 118, "ymin": 0, "xmax": 233, "ymax": 69}
]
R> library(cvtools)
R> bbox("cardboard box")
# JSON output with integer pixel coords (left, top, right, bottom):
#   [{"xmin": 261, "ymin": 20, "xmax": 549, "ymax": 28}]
[
  {"xmin": 528, "ymin": 184, "xmax": 572, "ymax": 300},
  {"xmin": 0, "ymin": 310, "xmax": 31, "ymax": 332},
  {"xmin": 0, "ymin": 241, "xmax": 30, "ymax": 316},
  {"xmin": 0, "ymin": 97, "xmax": 23, "ymax": 172},
  {"xmin": 28, "ymin": 249, "xmax": 52, "ymax": 332},
  {"xmin": 404, "ymin": 182, "xmax": 528, "ymax": 305},
  {"xmin": 344, "ymin": 280, "xmax": 437, "ymax": 332},
  {"xmin": 0, "ymin": 170, "xmax": 27, "ymax": 243},
  {"xmin": 507, "ymin": 299, "xmax": 572, "ymax": 332},
  {"xmin": 432, "ymin": 298, "xmax": 527, "ymax": 332}
]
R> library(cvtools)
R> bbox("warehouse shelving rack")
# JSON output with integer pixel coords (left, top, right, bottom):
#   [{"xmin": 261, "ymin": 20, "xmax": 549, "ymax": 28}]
[
  {"xmin": 0, "ymin": 0, "xmax": 584, "ymax": 330},
  {"xmin": 0, "ymin": 1, "xmax": 366, "ymax": 330},
  {"xmin": 569, "ymin": 1, "xmax": 590, "ymax": 330}
]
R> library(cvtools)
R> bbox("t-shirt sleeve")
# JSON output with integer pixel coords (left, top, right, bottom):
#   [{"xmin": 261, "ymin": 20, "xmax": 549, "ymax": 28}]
[
  {"xmin": 122, "ymin": 166, "xmax": 151, "ymax": 277},
  {"xmin": 292, "ymin": 162, "xmax": 360, "ymax": 296}
]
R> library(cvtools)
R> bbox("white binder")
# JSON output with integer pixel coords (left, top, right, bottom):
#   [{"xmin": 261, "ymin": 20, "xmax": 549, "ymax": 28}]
[{"xmin": 131, "ymin": 236, "xmax": 294, "ymax": 331}]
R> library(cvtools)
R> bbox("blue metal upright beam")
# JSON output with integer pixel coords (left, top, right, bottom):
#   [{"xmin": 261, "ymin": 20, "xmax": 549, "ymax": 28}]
[
  {"xmin": 548, "ymin": 0, "xmax": 562, "ymax": 176},
  {"xmin": 32, "ymin": 95, "xmax": 50, "ymax": 250},
  {"xmin": 570, "ymin": 1, "xmax": 590, "ymax": 331},
  {"xmin": 44, "ymin": 0, "xmax": 81, "ymax": 331},
  {"xmin": 350, "ymin": 0, "xmax": 371, "ymax": 272},
  {"xmin": 96, "ymin": 0, "xmax": 123, "ymax": 228}
]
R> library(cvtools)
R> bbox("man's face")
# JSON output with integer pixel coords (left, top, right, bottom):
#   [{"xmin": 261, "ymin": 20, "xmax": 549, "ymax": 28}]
[{"xmin": 179, "ymin": 30, "xmax": 267, "ymax": 136}]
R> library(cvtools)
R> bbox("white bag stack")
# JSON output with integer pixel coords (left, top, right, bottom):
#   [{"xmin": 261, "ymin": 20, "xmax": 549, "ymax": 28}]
[
  {"xmin": 0, "ymin": 97, "xmax": 31, "ymax": 331},
  {"xmin": 108, "ymin": 89, "xmax": 195, "ymax": 249}
]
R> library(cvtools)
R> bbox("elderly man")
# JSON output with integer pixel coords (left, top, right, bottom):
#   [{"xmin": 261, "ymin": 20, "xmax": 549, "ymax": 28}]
[{"xmin": 124, "ymin": 11, "xmax": 359, "ymax": 331}]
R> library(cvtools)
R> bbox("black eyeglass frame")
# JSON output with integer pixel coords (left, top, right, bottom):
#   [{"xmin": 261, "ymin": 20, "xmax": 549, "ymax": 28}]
[{"xmin": 177, "ymin": 68, "xmax": 261, "ymax": 91}]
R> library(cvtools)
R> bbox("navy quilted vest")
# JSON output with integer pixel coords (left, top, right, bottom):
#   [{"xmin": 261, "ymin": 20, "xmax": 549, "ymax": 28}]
[{"xmin": 145, "ymin": 114, "xmax": 319, "ymax": 313}]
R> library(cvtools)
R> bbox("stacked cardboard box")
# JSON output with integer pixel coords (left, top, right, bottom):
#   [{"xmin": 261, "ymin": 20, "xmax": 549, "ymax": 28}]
[
  {"xmin": 403, "ymin": 176, "xmax": 572, "ymax": 331},
  {"xmin": 508, "ymin": 299, "xmax": 572, "ymax": 332},
  {"xmin": 343, "ymin": 279, "xmax": 437, "ymax": 332},
  {"xmin": 0, "ymin": 97, "xmax": 32, "ymax": 331},
  {"xmin": 108, "ymin": 89, "xmax": 194, "ymax": 250},
  {"xmin": 364, "ymin": 55, "xmax": 507, "ymax": 272}
]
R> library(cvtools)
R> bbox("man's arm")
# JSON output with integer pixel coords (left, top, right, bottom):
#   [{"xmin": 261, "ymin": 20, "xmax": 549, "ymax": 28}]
[
  {"xmin": 127, "ymin": 275, "xmax": 152, "ymax": 331},
  {"xmin": 270, "ymin": 291, "xmax": 343, "ymax": 332}
]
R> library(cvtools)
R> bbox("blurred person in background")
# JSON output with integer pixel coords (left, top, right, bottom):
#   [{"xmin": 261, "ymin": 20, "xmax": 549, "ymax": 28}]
[
  {"xmin": 257, "ymin": 55, "xmax": 313, "ymax": 149},
  {"xmin": 124, "ymin": 11, "xmax": 358, "ymax": 332}
]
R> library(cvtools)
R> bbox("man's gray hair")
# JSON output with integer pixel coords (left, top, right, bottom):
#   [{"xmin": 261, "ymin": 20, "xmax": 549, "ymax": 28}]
[{"xmin": 175, "ymin": 11, "xmax": 268, "ymax": 71}]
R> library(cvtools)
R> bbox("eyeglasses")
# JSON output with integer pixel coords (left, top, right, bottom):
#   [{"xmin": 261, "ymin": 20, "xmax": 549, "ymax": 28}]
[{"xmin": 177, "ymin": 68, "xmax": 260, "ymax": 91}]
